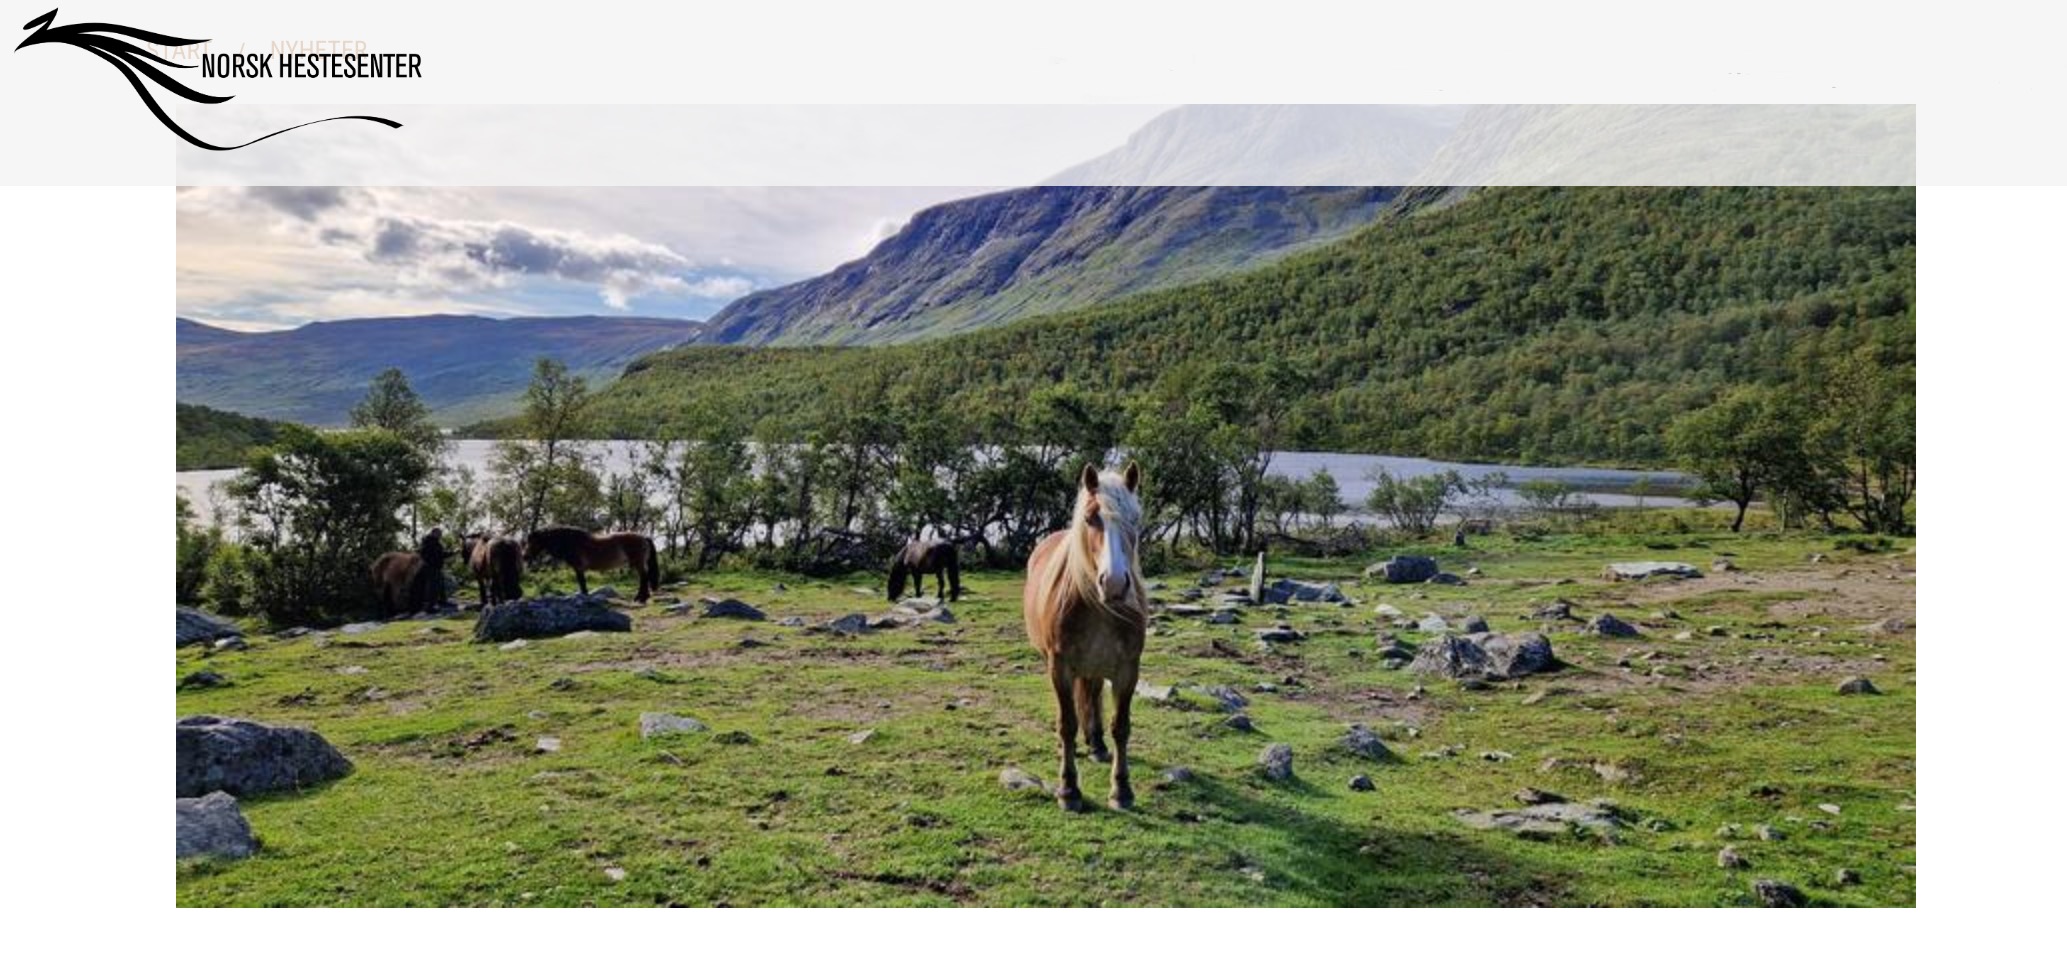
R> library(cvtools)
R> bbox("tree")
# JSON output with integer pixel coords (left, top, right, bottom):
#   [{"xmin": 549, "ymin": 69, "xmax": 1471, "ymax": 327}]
[
  {"xmin": 1666, "ymin": 388, "xmax": 1807, "ymax": 532},
  {"xmin": 1365, "ymin": 470, "xmax": 1463, "ymax": 535},
  {"xmin": 490, "ymin": 359, "xmax": 600, "ymax": 533},
  {"xmin": 350, "ymin": 368, "xmax": 442, "ymax": 454}
]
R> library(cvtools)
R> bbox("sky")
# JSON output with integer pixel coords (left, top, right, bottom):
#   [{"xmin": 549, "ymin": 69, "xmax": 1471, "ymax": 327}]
[{"xmin": 175, "ymin": 186, "xmax": 997, "ymax": 330}]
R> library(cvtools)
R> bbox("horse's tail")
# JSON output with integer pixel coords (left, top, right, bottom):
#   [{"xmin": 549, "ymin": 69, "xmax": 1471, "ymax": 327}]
[
  {"xmin": 887, "ymin": 556, "xmax": 908, "ymax": 602},
  {"xmin": 946, "ymin": 544, "xmax": 963, "ymax": 601},
  {"xmin": 644, "ymin": 536, "xmax": 661, "ymax": 592}
]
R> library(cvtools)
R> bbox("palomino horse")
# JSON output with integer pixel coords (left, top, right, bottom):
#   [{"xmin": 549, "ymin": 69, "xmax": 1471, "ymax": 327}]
[
  {"xmin": 371, "ymin": 527, "xmax": 450, "ymax": 618},
  {"xmin": 463, "ymin": 533, "xmax": 525, "ymax": 605},
  {"xmin": 1023, "ymin": 462, "xmax": 1146, "ymax": 811},
  {"xmin": 888, "ymin": 539, "xmax": 963, "ymax": 602},
  {"xmin": 524, "ymin": 526, "xmax": 660, "ymax": 602}
]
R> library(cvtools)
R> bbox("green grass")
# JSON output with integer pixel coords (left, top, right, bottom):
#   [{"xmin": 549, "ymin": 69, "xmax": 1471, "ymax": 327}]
[{"xmin": 177, "ymin": 525, "xmax": 1915, "ymax": 906}]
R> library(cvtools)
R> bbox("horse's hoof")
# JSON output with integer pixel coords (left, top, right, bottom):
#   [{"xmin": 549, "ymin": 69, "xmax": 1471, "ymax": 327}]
[
  {"xmin": 1088, "ymin": 748, "xmax": 1112, "ymax": 764},
  {"xmin": 1057, "ymin": 792, "xmax": 1087, "ymax": 813},
  {"xmin": 1108, "ymin": 793, "xmax": 1135, "ymax": 811}
]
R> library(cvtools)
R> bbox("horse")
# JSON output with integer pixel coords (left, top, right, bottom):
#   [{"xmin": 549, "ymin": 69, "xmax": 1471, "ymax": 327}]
[
  {"xmin": 1023, "ymin": 462, "xmax": 1146, "ymax": 812},
  {"xmin": 888, "ymin": 539, "xmax": 963, "ymax": 602},
  {"xmin": 524, "ymin": 526, "xmax": 660, "ymax": 602},
  {"xmin": 462, "ymin": 533, "xmax": 525, "ymax": 606},
  {"xmin": 371, "ymin": 527, "xmax": 450, "ymax": 618}
]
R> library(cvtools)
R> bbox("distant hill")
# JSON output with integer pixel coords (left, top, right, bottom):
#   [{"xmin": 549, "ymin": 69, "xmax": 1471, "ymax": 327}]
[
  {"xmin": 584, "ymin": 187, "xmax": 1915, "ymax": 466},
  {"xmin": 177, "ymin": 402, "xmax": 292, "ymax": 470},
  {"xmin": 176, "ymin": 314, "xmax": 704, "ymax": 426},
  {"xmin": 703, "ymin": 186, "xmax": 1402, "ymax": 346},
  {"xmin": 1046, "ymin": 104, "xmax": 1464, "ymax": 186}
]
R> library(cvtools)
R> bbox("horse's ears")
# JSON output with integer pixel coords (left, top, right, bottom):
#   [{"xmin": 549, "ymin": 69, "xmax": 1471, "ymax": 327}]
[
  {"xmin": 1080, "ymin": 463, "xmax": 1100, "ymax": 492},
  {"xmin": 1123, "ymin": 461, "xmax": 1141, "ymax": 493}
]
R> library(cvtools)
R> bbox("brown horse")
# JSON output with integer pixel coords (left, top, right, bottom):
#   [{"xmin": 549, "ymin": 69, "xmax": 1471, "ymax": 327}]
[
  {"xmin": 463, "ymin": 533, "xmax": 525, "ymax": 606},
  {"xmin": 888, "ymin": 539, "xmax": 963, "ymax": 602},
  {"xmin": 524, "ymin": 526, "xmax": 660, "ymax": 602},
  {"xmin": 371, "ymin": 527, "xmax": 450, "ymax": 618},
  {"xmin": 1024, "ymin": 462, "xmax": 1146, "ymax": 812}
]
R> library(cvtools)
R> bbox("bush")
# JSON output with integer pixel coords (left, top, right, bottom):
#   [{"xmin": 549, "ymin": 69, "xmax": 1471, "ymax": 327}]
[
  {"xmin": 1364, "ymin": 470, "xmax": 1463, "ymax": 535},
  {"xmin": 201, "ymin": 543, "xmax": 256, "ymax": 616}
]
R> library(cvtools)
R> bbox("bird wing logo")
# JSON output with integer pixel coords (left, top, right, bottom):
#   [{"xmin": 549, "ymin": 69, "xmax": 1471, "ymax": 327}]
[{"xmin": 14, "ymin": 7, "xmax": 402, "ymax": 151}]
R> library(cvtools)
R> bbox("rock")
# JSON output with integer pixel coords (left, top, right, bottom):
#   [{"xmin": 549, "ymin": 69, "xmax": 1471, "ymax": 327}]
[
  {"xmin": 176, "ymin": 606, "xmax": 240, "ymax": 647},
  {"xmin": 1202, "ymin": 685, "xmax": 1250, "ymax": 711},
  {"xmin": 1374, "ymin": 603, "xmax": 1404, "ymax": 618},
  {"xmin": 846, "ymin": 729, "xmax": 876, "ymax": 745},
  {"xmin": 1248, "ymin": 552, "xmax": 1267, "ymax": 603},
  {"xmin": 1712, "ymin": 558, "xmax": 1740, "ymax": 572},
  {"xmin": 1137, "ymin": 682, "xmax": 1177, "ymax": 702},
  {"xmin": 1160, "ymin": 766, "xmax": 1196, "ymax": 785},
  {"xmin": 1262, "ymin": 578, "xmax": 1347, "ymax": 604},
  {"xmin": 179, "ymin": 670, "xmax": 228, "ymax": 690},
  {"xmin": 1585, "ymin": 613, "xmax": 1642, "ymax": 637},
  {"xmin": 700, "ymin": 597, "xmax": 767, "ymax": 621},
  {"xmin": 176, "ymin": 715, "xmax": 352, "ymax": 797},
  {"xmin": 340, "ymin": 621, "xmax": 384, "ymax": 635},
  {"xmin": 1407, "ymin": 632, "xmax": 1557, "ymax": 679},
  {"xmin": 534, "ymin": 736, "xmax": 562, "ymax": 753},
  {"xmin": 1836, "ymin": 676, "xmax": 1882, "ymax": 696},
  {"xmin": 1836, "ymin": 867, "xmax": 1863, "ymax": 886},
  {"xmin": 176, "ymin": 791, "xmax": 258, "ymax": 859},
  {"xmin": 1368, "ymin": 555, "xmax": 1439, "ymax": 584},
  {"xmin": 1459, "ymin": 615, "xmax": 1490, "ymax": 634},
  {"xmin": 1752, "ymin": 879, "xmax": 1807, "ymax": 908},
  {"xmin": 472, "ymin": 594, "xmax": 631, "ymax": 643},
  {"xmin": 1222, "ymin": 713, "xmax": 1256, "ymax": 732},
  {"xmin": 1348, "ymin": 774, "xmax": 1376, "ymax": 792},
  {"xmin": 1163, "ymin": 603, "xmax": 1209, "ymax": 618},
  {"xmin": 1529, "ymin": 600, "xmax": 1576, "ymax": 621},
  {"xmin": 1258, "ymin": 743, "xmax": 1295, "ymax": 781},
  {"xmin": 1376, "ymin": 640, "xmax": 1417, "ymax": 668},
  {"xmin": 1515, "ymin": 787, "xmax": 1565, "ymax": 805},
  {"xmin": 824, "ymin": 613, "xmax": 871, "ymax": 635},
  {"xmin": 1253, "ymin": 625, "xmax": 1305, "ymax": 644},
  {"xmin": 1602, "ymin": 561, "xmax": 1703, "ymax": 581},
  {"xmin": 1452, "ymin": 802, "xmax": 1622, "ymax": 838},
  {"xmin": 1717, "ymin": 845, "xmax": 1748, "ymax": 869},
  {"xmin": 1205, "ymin": 610, "xmax": 1241, "ymax": 625},
  {"xmin": 1340, "ymin": 724, "xmax": 1394, "ymax": 762},
  {"xmin": 589, "ymin": 586, "xmax": 622, "ymax": 600},
  {"xmin": 1000, "ymin": 767, "xmax": 1050, "ymax": 794},
  {"xmin": 775, "ymin": 616, "xmax": 807, "ymax": 628},
  {"xmin": 638, "ymin": 712, "xmax": 708, "ymax": 739},
  {"xmin": 1756, "ymin": 824, "xmax": 1785, "ymax": 842},
  {"xmin": 1417, "ymin": 614, "xmax": 1450, "ymax": 634},
  {"xmin": 1858, "ymin": 617, "xmax": 1910, "ymax": 635},
  {"xmin": 1428, "ymin": 572, "xmax": 1468, "ymax": 586},
  {"xmin": 712, "ymin": 730, "xmax": 754, "ymax": 745}
]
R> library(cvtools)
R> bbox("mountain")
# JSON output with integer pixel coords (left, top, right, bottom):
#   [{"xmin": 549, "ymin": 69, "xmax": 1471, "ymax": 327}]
[
  {"xmin": 1046, "ymin": 104, "xmax": 1465, "ymax": 186},
  {"xmin": 177, "ymin": 314, "xmax": 703, "ymax": 426},
  {"xmin": 581, "ymin": 187, "xmax": 1915, "ymax": 465},
  {"xmin": 703, "ymin": 186, "xmax": 1402, "ymax": 346},
  {"xmin": 176, "ymin": 402, "xmax": 293, "ymax": 471}
]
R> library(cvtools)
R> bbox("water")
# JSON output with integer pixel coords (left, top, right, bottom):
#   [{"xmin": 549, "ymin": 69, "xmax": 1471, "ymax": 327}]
[{"xmin": 175, "ymin": 440, "xmax": 1694, "ymax": 530}]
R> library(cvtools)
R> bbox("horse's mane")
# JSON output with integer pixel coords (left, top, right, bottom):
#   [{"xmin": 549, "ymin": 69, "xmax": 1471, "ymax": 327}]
[{"xmin": 1032, "ymin": 471, "xmax": 1146, "ymax": 643}]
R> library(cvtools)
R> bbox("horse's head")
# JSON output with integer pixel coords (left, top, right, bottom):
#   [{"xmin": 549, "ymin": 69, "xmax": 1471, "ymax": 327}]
[
  {"xmin": 419, "ymin": 527, "xmax": 447, "ymax": 564},
  {"xmin": 523, "ymin": 531, "xmax": 547, "ymax": 561},
  {"xmin": 1076, "ymin": 461, "xmax": 1143, "ymax": 605}
]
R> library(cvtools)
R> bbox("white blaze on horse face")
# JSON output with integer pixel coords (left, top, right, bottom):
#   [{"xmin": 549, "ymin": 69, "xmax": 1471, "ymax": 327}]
[{"xmin": 1098, "ymin": 509, "xmax": 1132, "ymax": 601}]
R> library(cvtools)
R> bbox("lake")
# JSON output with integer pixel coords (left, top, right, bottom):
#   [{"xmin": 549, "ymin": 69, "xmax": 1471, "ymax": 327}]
[{"xmin": 176, "ymin": 440, "xmax": 1695, "ymax": 529}]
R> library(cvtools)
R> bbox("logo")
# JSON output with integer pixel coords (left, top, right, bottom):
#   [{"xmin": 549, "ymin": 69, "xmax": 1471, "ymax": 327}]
[{"xmin": 15, "ymin": 8, "xmax": 403, "ymax": 151}]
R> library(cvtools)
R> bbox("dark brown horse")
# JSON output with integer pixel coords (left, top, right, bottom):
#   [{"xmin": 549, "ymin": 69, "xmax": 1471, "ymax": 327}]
[
  {"xmin": 463, "ymin": 533, "xmax": 525, "ymax": 605},
  {"xmin": 371, "ymin": 527, "xmax": 450, "ymax": 618},
  {"xmin": 1024, "ymin": 463, "xmax": 1145, "ymax": 812},
  {"xmin": 888, "ymin": 539, "xmax": 962, "ymax": 602},
  {"xmin": 524, "ymin": 526, "xmax": 660, "ymax": 601}
]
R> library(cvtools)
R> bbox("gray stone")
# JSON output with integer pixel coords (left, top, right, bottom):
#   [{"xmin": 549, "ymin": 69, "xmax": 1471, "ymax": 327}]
[
  {"xmin": 1717, "ymin": 845, "xmax": 1748, "ymax": 869},
  {"xmin": 179, "ymin": 670, "xmax": 228, "ymax": 690},
  {"xmin": 1529, "ymin": 600, "xmax": 1576, "ymax": 621},
  {"xmin": 1340, "ymin": 724, "xmax": 1394, "ymax": 761},
  {"xmin": 1222, "ymin": 713, "xmax": 1256, "ymax": 732},
  {"xmin": 639, "ymin": 712, "xmax": 708, "ymax": 738},
  {"xmin": 1368, "ymin": 556, "xmax": 1440, "ymax": 584},
  {"xmin": 824, "ymin": 613, "xmax": 870, "ymax": 635},
  {"xmin": 176, "ymin": 715, "xmax": 352, "ymax": 798},
  {"xmin": 1202, "ymin": 685, "xmax": 1249, "ymax": 712},
  {"xmin": 1262, "ymin": 578, "xmax": 1347, "ymax": 604},
  {"xmin": 1137, "ymin": 682, "xmax": 1177, "ymax": 702},
  {"xmin": 701, "ymin": 597, "xmax": 767, "ymax": 621},
  {"xmin": 1428, "ymin": 572, "xmax": 1468, "ymax": 586},
  {"xmin": 1407, "ymin": 632, "xmax": 1557, "ymax": 679},
  {"xmin": 1836, "ymin": 676, "xmax": 1882, "ymax": 696},
  {"xmin": 1348, "ymin": 774, "xmax": 1376, "ymax": 792},
  {"xmin": 1836, "ymin": 868, "xmax": 1863, "ymax": 886},
  {"xmin": 1248, "ymin": 552, "xmax": 1266, "ymax": 603},
  {"xmin": 1161, "ymin": 766, "xmax": 1196, "ymax": 784},
  {"xmin": 1858, "ymin": 617, "xmax": 1910, "ymax": 635},
  {"xmin": 1373, "ymin": 603, "xmax": 1405, "ymax": 618},
  {"xmin": 472, "ymin": 594, "xmax": 631, "ymax": 643},
  {"xmin": 176, "ymin": 791, "xmax": 257, "ymax": 860},
  {"xmin": 1417, "ymin": 614, "xmax": 1450, "ymax": 634},
  {"xmin": 1752, "ymin": 879, "xmax": 1807, "ymax": 908},
  {"xmin": 1205, "ymin": 610, "xmax": 1241, "ymax": 625},
  {"xmin": 1253, "ymin": 625, "xmax": 1305, "ymax": 644},
  {"xmin": 534, "ymin": 736, "xmax": 562, "ymax": 753},
  {"xmin": 1459, "ymin": 615, "xmax": 1490, "ymax": 634},
  {"xmin": 1585, "ymin": 613, "xmax": 1642, "ymax": 638},
  {"xmin": 1515, "ymin": 787, "xmax": 1565, "ymax": 805},
  {"xmin": 1452, "ymin": 802, "xmax": 1622, "ymax": 838},
  {"xmin": 340, "ymin": 621, "xmax": 384, "ymax": 635},
  {"xmin": 1258, "ymin": 743, "xmax": 1295, "ymax": 781},
  {"xmin": 176, "ymin": 606, "xmax": 240, "ymax": 647},
  {"xmin": 1603, "ymin": 561, "xmax": 1703, "ymax": 582},
  {"xmin": 1000, "ymin": 767, "xmax": 1050, "ymax": 794}
]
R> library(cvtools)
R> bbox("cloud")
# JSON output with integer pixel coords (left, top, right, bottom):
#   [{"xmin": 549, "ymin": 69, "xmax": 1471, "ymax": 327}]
[
  {"xmin": 361, "ymin": 214, "xmax": 706, "ymax": 308},
  {"xmin": 244, "ymin": 186, "xmax": 363, "ymax": 221}
]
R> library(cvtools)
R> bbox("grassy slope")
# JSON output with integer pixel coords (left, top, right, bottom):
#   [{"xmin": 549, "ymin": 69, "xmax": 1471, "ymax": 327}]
[
  {"xmin": 176, "ymin": 403, "xmax": 291, "ymax": 471},
  {"xmin": 177, "ymin": 520, "xmax": 1914, "ymax": 907}
]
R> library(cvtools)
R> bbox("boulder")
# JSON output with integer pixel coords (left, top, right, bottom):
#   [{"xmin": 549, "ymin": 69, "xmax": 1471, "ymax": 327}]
[
  {"xmin": 1368, "ymin": 556, "xmax": 1439, "ymax": 584},
  {"xmin": 1349, "ymin": 774, "xmax": 1376, "ymax": 792},
  {"xmin": 701, "ymin": 597, "xmax": 767, "ymax": 621},
  {"xmin": 1428, "ymin": 572, "xmax": 1469, "ymax": 586},
  {"xmin": 176, "ymin": 606, "xmax": 240, "ymax": 647},
  {"xmin": 1752, "ymin": 879, "xmax": 1807, "ymax": 908},
  {"xmin": 1459, "ymin": 615, "xmax": 1491, "ymax": 634},
  {"xmin": 176, "ymin": 715, "xmax": 352, "ymax": 797},
  {"xmin": 1836, "ymin": 676, "xmax": 1882, "ymax": 696},
  {"xmin": 1529, "ymin": 600, "xmax": 1576, "ymax": 621},
  {"xmin": 1340, "ymin": 724, "xmax": 1394, "ymax": 762},
  {"xmin": 1262, "ymin": 578, "xmax": 1347, "ymax": 604},
  {"xmin": 176, "ymin": 791, "xmax": 258, "ymax": 860},
  {"xmin": 1408, "ymin": 632, "xmax": 1557, "ymax": 680},
  {"xmin": 1585, "ymin": 613, "xmax": 1642, "ymax": 638},
  {"xmin": 639, "ymin": 712, "xmax": 708, "ymax": 739},
  {"xmin": 1602, "ymin": 561, "xmax": 1702, "ymax": 582},
  {"xmin": 823, "ymin": 613, "xmax": 871, "ymax": 635},
  {"xmin": 473, "ymin": 594, "xmax": 631, "ymax": 643},
  {"xmin": 1417, "ymin": 614, "xmax": 1450, "ymax": 634},
  {"xmin": 1258, "ymin": 743, "xmax": 1295, "ymax": 781}
]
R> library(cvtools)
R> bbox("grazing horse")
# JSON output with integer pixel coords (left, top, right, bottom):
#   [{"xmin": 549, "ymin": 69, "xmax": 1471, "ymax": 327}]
[
  {"xmin": 462, "ymin": 533, "xmax": 525, "ymax": 606},
  {"xmin": 1024, "ymin": 462, "xmax": 1146, "ymax": 812},
  {"xmin": 371, "ymin": 527, "xmax": 450, "ymax": 618},
  {"xmin": 524, "ymin": 526, "xmax": 660, "ymax": 602},
  {"xmin": 888, "ymin": 539, "xmax": 963, "ymax": 602}
]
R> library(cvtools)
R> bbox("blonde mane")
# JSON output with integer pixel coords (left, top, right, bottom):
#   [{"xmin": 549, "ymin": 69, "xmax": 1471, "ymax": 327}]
[{"xmin": 1030, "ymin": 470, "xmax": 1146, "ymax": 645}]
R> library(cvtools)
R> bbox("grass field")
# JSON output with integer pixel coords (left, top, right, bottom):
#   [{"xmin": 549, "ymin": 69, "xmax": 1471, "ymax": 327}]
[{"xmin": 175, "ymin": 522, "xmax": 1916, "ymax": 907}]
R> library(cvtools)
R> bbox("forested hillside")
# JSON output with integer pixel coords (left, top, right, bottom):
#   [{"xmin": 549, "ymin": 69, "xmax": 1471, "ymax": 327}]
[
  {"xmin": 177, "ymin": 403, "xmax": 293, "ymax": 470},
  {"xmin": 574, "ymin": 187, "xmax": 1914, "ymax": 466}
]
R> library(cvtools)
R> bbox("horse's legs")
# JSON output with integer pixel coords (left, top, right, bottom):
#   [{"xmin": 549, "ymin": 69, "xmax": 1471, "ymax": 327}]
[
  {"xmin": 575, "ymin": 567, "xmax": 588, "ymax": 595},
  {"xmin": 1075, "ymin": 677, "xmax": 1109, "ymax": 762},
  {"xmin": 1049, "ymin": 661, "xmax": 1084, "ymax": 812},
  {"xmin": 1108, "ymin": 662, "xmax": 1138, "ymax": 810}
]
